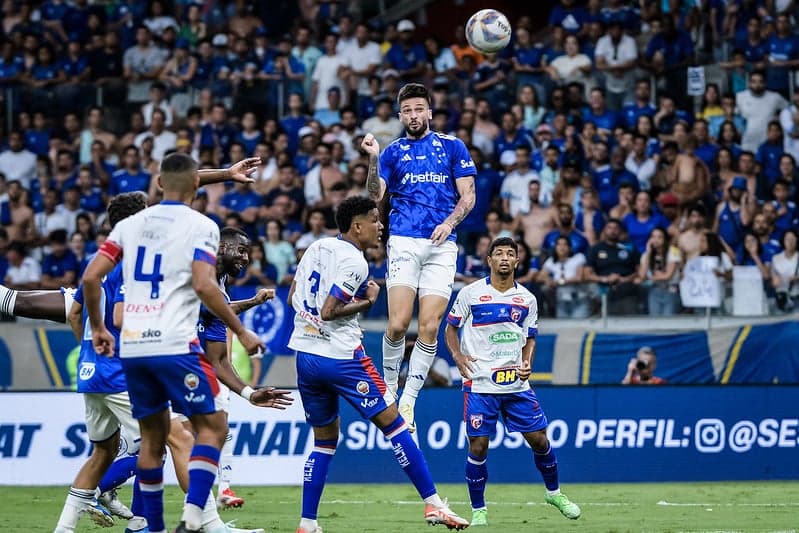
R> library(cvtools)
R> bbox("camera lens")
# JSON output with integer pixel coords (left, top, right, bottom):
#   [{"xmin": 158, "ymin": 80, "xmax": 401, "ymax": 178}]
[{"xmin": 636, "ymin": 360, "xmax": 647, "ymax": 370}]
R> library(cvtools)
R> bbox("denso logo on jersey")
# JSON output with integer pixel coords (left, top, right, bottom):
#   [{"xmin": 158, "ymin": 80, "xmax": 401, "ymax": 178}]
[
  {"xmin": 401, "ymin": 171, "xmax": 449, "ymax": 185},
  {"xmin": 491, "ymin": 367, "xmax": 519, "ymax": 385},
  {"xmin": 489, "ymin": 332, "xmax": 521, "ymax": 344}
]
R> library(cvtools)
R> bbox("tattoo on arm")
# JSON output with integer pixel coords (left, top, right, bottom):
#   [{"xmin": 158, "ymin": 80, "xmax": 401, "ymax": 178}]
[
  {"xmin": 366, "ymin": 154, "xmax": 382, "ymax": 201},
  {"xmin": 444, "ymin": 178, "xmax": 476, "ymax": 228}
]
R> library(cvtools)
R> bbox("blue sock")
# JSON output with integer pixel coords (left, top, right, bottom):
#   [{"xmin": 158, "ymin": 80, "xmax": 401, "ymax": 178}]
[
  {"xmin": 301, "ymin": 438, "xmax": 337, "ymax": 519},
  {"xmin": 534, "ymin": 444, "xmax": 559, "ymax": 492},
  {"xmin": 137, "ymin": 466, "xmax": 165, "ymax": 533},
  {"xmin": 186, "ymin": 444, "xmax": 221, "ymax": 510},
  {"xmin": 98, "ymin": 454, "xmax": 138, "ymax": 493},
  {"xmin": 465, "ymin": 453, "xmax": 487, "ymax": 509},
  {"xmin": 131, "ymin": 474, "xmax": 144, "ymax": 518},
  {"xmin": 383, "ymin": 417, "xmax": 436, "ymax": 499}
]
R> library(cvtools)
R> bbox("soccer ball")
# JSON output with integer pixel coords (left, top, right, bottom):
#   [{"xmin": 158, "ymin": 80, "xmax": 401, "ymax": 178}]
[{"xmin": 465, "ymin": 9, "xmax": 512, "ymax": 54}]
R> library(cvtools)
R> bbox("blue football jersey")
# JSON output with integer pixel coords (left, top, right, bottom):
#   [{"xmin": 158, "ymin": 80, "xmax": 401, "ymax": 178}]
[
  {"xmin": 73, "ymin": 263, "xmax": 127, "ymax": 394},
  {"xmin": 198, "ymin": 276, "xmax": 230, "ymax": 348},
  {"xmin": 379, "ymin": 131, "xmax": 476, "ymax": 241}
]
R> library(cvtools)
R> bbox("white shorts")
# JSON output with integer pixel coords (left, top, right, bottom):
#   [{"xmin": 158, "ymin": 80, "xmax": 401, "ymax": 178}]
[
  {"xmin": 386, "ymin": 235, "xmax": 458, "ymax": 299},
  {"xmin": 84, "ymin": 391, "xmax": 141, "ymax": 453},
  {"xmin": 175, "ymin": 379, "xmax": 230, "ymax": 423}
]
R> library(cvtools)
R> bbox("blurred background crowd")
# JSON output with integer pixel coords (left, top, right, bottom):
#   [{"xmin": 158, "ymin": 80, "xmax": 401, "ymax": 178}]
[{"xmin": 1, "ymin": 0, "xmax": 799, "ymax": 319}]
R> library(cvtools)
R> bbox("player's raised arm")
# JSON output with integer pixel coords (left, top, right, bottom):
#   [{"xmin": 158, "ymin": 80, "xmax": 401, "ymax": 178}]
[
  {"xmin": 361, "ymin": 133, "xmax": 386, "ymax": 201},
  {"xmin": 431, "ymin": 175, "xmax": 477, "ymax": 245},
  {"xmin": 197, "ymin": 157, "xmax": 261, "ymax": 186},
  {"xmin": 229, "ymin": 287, "xmax": 275, "ymax": 314}
]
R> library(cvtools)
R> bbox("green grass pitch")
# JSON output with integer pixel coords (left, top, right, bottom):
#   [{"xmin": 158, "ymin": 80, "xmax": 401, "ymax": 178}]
[{"xmin": 2, "ymin": 482, "xmax": 797, "ymax": 532}]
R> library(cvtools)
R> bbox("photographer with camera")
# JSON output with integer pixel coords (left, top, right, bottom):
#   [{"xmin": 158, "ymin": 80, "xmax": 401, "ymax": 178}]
[{"xmin": 621, "ymin": 346, "xmax": 666, "ymax": 385}]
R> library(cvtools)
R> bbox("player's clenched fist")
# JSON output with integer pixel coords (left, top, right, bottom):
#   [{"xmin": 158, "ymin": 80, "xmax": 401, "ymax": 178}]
[
  {"xmin": 253, "ymin": 288, "xmax": 275, "ymax": 305},
  {"xmin": 92, "ymin": 325, "xmax": 116, "ymax": 357},
  {"xmin": 237, "ymin": 327, "xmax": 265, "ymax": 355},
  {"xmin": 361, "ymin": 133, "xmax": 380, "ymax": 156},
  {"xmin": 364, "ymin": 280, "xmax": 381, "ymax": 304}
]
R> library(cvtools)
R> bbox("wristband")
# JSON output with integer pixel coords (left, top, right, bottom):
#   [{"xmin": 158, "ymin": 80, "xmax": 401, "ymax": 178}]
[{"xmin": 241, "ymin": 386, "xmax": 254, "ymax": 401}]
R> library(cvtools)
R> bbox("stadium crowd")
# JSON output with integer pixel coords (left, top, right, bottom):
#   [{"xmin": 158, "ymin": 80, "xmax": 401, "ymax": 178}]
[{"xmin": 1, "ymin": 0, "xmax": 799, "ymax": 318}]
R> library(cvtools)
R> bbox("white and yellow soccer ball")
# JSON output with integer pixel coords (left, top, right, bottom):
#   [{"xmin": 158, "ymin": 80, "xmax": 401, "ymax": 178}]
[{"xmin": 465, "ymin": 9, "xmax": 512, "ymax": 54}]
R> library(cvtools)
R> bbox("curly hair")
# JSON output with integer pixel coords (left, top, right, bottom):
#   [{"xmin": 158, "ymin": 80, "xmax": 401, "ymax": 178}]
[{"xmin": 107, "ymin": 192, "xmax": 147, "ymax": 228}]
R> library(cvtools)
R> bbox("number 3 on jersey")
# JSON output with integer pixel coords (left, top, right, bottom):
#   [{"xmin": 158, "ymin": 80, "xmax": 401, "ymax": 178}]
[
  {"xmin": 134, "ymin": 246, "xmax": 164, "ymax": 299},
  {"xmin": 303, "ymin": 270, "xmax": 321, "ymax": 315}
]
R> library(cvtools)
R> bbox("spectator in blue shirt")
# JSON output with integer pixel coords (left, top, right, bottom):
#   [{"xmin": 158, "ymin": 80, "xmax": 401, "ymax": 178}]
[
  {"xmin": 24, "ymin": 45, "xmax": 65, "ymax": 112},
  {"xmin": 220, "ymin": 182, "xmax": 262, "ymax": 237},
  {"xmin": 68, "ymin": 231, "xmax": 90, "ymax": 279},
  {"xmin": 511, "ymin": 28, "xmax": 549, "ymax": 105},
  {"xmin": 235, "ymin": 111, "xmax": 264, "ymax": 157},
  {"xmin": 693, "ymin": 119, "xmax": 720, "ymax": 172},
  {"xmin": 40, "ymin": 0, "xmax": 71, "ymax": 42},
  {"xmin": 548, "ymin": 0, "xmax": 589, "ymax": 36},
  {"xmin": 733, "ymin": 17, "xmax": 768, "ymax": 69},
  {"xmin": 75, "ymin": 166, "xmax": 105, "ymax": 215},
  {"xmin": 644, "ymin": 16, "xmax": 694, "ymax": 109},
  {"xmin": 458, "ymin": 146, "xmax": 503, "ymax": 254},
  {"xmin": 757, "ymin": 121, "xmax": 786, "ymax": 185},
  {"xmin": 24, "ymin": 111, "xmax": 50, "ymax": 156},
  {"xmin": 457, "ymin": 234, "xmax": 492, "ymax": 283},
  {"xmin": 623, "ymin": 191, "xmax": 671, "ymax": 253},
  {"xmin": 280, "ymin": 93, "xmax": 310, "ymax": 156},
  {"xmin": 58, "ymin": 39, "xmax": 91, "ymax": 109},
  {"xmin": 542, "ymin": 203, "xmax": 590, "ymax": 259},
  {"xmin": 199, "ymin": 103, "xmax": 237, "ymax": 163},
  {"xmin": 384, "ymin": 19, "xmax": 427, "ymax": 83},
  {"xmin": 766, "ymin": 14, "xmax": 799, "ymax": 99},
  {"xmin": 40, "ymin": 229, "xmax": 78, "ymax": 289},
  {"xmin": 494, "ymin": 111, "xmax": 533, "ymax": 159},
  {"xmin": 771, "ymin": 179, "xmax": 799, "ymax": 240},
  {"xmin": 109, "ymin": 145, "xmax": 150, "ymax": 195},
  {"xmin": 0, "ymin": 42, "xmax": 25, "ymax": 90},
  {"xmin": 622, "ymin": 78, "xmax": 656, "ymax": 129},
  {"xmin": 584, "ymin": 87, "xmax": 618, "ymax": 137}
]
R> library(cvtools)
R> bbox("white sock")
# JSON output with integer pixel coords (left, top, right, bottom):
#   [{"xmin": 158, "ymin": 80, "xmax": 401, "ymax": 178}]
[
  {"xmin": 55, "ymin": 487, "xmax": 95, "ymax": 532},
  {"xmin": 546, "ymin": 488, "xmax": 561, "ymax": 497},
  {"xmin": 218, "ymin": 431, "xmax": 234, "ymax": 493},
  {"xmin": 299, "ymin": 517, "xmax": 319, "ymax": 531},
  {"xmin": 201, "ymin": 491, "xmax": 223, "ymax": 528},
  {"xmin": 400, "ymin": 339, "xmax": 437, "ymax": 404},
  {"xmin": 423, "ymin": 493, "xmax": 445, "ymax": 508},
  {"xmin": 0, "ymin": 285, "xmax": 17, "ymax": 316},
  {"xmin": 181, "ymin": 502, "xmax": 204, "ymax": 531},
  {"xmin": 382, "ymin": 334, "xmax": 405, "ymax": 397}
]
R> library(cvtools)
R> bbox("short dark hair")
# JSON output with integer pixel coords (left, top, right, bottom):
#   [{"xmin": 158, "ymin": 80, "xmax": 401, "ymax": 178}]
[
  {"xmin": 107, "ymin": 191, "xmax": 147, "ymax": 228},
  {"xmin": 160, "ymin": 152, "xmax": 198, "ymax": 176},
  {"xmin": 488, "ymin": 236, "xmax": 518, "ymax": 257},
  {"xmin": 397, "ymin": 83, "xmax": 430, "ymax": 106},
  {"xmin": 781, "ymin": 228, "xmax": 798, "ymax": 249},
  {"xmin": 220, "ymin": 226, "xmax": 249, "ymax": 243},
  {"xmin": 335, "ymin": 196, "xmax": 377, "ymax": 233},
  {"xmin": 48, "ymin": 229, "xmax": 68, "ymax": 244}
]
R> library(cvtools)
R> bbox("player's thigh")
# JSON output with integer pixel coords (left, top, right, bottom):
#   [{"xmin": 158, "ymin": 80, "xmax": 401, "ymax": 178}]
[
  {"xmin": 83, "ymin": 393, "xmax": 121, "ymax": 443},
  {"xmin": 214, "ymin": 380, "xmax": 230, "ymax": 414},
  {"xmin": 418, "ymin": 240, "xmax": 457, "ymax": 300},
  {"xmin": 386, "ymin": 236, "xmax": 424, "ymax": 291},
  {"xmin": 104, "ymin": 391, "xmax": 142, "ymax": 455},
  {"xmin": 160, "ymin": 354, "xmax": 221, "ymax": 418},
  {"xmin": 296, "ymin": 351, "xmax": 339, "ymax": 427},
  {"xmin": 464, "ymin": 392, "xmax": 501, "ymax": 438},
  {"xmin": 416, "ymin": 293, "xmax": 450, "ymax": 340},
  {"xmin": 501, "ymin": 389, "xmax": 548, "ymax": 434},
  {"xmin": 333, "ymin": 353, "xmax": 391, "ymax": 422},
  {"xmin": 121, "ymin": 357, "xmax": 171, "ymax": 420}
]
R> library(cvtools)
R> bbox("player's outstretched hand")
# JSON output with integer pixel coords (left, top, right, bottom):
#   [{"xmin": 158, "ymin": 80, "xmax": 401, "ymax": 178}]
[
  {"xmin": 253, "ymin": 288, "xmax": 275, "ymax": 305},
  {"xmin": 518, "ymin": 360, "xmax": 531, "ymax": 381},
  {"xmin": 430, "ymin": 222, "xmax": 453, "ymax": 246},
  {"xmin": 453, "ymin": 351, "xmax": 477, "ymax": 379},
  {"xmin": 238, "ymin": 328, "xmax": 266, "ymax": 355},
  {"xmin": 228, "ymin": 157, "xmax": 261, "ymax": 184},
  {"xmin": 361, "ymin": 133, "xmax": 380, "ymax": 157},
  {"xmin": 92, "ymin": 326, "xmax": 116, "ymax": 357},
  {"xmin": 249, "ymin": 387, "xmax": 294, "ymax": 409}
]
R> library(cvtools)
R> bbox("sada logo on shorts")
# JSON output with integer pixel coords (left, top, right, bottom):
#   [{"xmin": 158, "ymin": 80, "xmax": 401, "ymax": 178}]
[
  {"xmin": 470, "ymin": 414, "xmax": 483, "ymax": 429},
  {"xmin": 356, "ymin": 381, "xmax": 370, "ymax": 395},
  {"xmin": 184, "ymin": 373, "xmax": 200, "ymax": 390}
]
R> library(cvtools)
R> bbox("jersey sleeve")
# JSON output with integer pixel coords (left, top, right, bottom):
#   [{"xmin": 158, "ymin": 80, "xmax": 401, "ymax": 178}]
[
  {"xmin": 524, "ymin": 295, "xmax": 539, "ymax": 338},
  {"xmin": 98, "ymin": 223, "xmax": 124, "ymax": 264},
  {"xmin": 446, "ymin": 286, "xmax": 471, "ymax": 328},
  {"xmin": 328, "ymin": 254, "xmax": 369, "ymax": 303},
  {"xmin": 451, "ymin": 138, "xmax": 476, "ymax": 178},
  {"xmin": 73, "ymin": 284, "xmax": 85, "ymax": 306},
  {"xmin": 378, "ymin": 145, "xmax": 393, "ymax": 187},
  {"xmin": 191, "ymin": 218, "xmax": 220, "ymax": 266}
]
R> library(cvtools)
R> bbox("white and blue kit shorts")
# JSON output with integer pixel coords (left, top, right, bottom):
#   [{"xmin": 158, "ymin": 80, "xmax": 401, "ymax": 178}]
[
  {"xmin": 386, "ymin": 235, "xmax": 458, "ymax": 299},
  {"xmin": 464, "ymin": 389, "xmax": 548, "ymax": 438}
]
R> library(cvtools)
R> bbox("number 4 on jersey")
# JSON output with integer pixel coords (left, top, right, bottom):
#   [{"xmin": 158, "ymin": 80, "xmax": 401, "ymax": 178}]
[{"xmin": 134, "ymin": 246, "xmax": 164, "ymax": 299}]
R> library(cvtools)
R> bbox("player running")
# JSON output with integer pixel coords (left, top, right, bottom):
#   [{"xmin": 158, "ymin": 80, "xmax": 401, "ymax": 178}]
[
  {"xmin": 288, "ymin": 196, "xmax": 469, "ymax": 533},
  {"xmin": 83, "ymin": 153, "xmax": 291, "ymax": 533},
  {"xmin": 444, "ymin": 237, "xmax": 581, "ymax": 526},
  {"xmin": 361, "ymin": 82, "xmax": 476, "ymax": 431}
]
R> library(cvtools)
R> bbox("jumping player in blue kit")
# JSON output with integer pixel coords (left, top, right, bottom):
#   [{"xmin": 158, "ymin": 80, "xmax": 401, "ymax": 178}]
[
  {"xmin": 288, "ymin": 196, "xmax": 469, "ymax": 533},
  {"xmin": 361, "ymin": 82, "xmax": 476, "ymax": 432},
  {"xmin": 445, "ymin": 237, "xmax": 581, "ymax": 526}
]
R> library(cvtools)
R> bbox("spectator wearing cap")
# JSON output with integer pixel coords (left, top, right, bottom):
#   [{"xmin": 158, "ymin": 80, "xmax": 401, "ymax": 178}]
[
  {"xmin": 594, "ymin": 19, "xmax": 637, "ymax": 112},
  {"xmin": 209, "ymin": 33, "xmax": 234, "ymax": 99},
  {"xmin": 313, "ymin": 87, "xmax": 343, "ymax": 128},
  {"xmin": 293, "ymin": 126, "xmax": 318, "ymax": 176},
  {"xmin": 310, "ymin": 33, "xmax": 349, "ymax": 113},
  {"xmin": 123, "ymin": 25, "xmax": 169, "ymax": 105},
  {"xmin": 501, "ymin": 145, "xmax": 542, "ymax": 217},
  {"xmin": 380, "ymin": 68, "xmax": 401, "ymax": 102},
  {"xmin": 40, "ymin": 229, "xmax": 78, "ymax": 290},
  {"xmin": 657, "ymin": 192, "xmax": 680, "ymax": 230},
  {"xmin": 362, "ymin": 97, "xmax": 403, "ymax": 148},
  {"xmin": 384, "ymin": 19, "xmax": 427, "ymax": 83},
  {"xmin": 160, "ymin": 39, "xmax": 196, "ymax": 115}
]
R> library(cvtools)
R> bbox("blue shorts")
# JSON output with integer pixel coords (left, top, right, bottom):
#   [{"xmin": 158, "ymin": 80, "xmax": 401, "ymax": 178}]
[
  {"xmin": 464, "ymin": 389, "xmax": 548, "ymax": 438},
  {"xmin": 296, "ymin": 348, "xmax": 389, "ymax": 427},
  {"xmin": 122, "ymin": 354, "xmax": 219, "ymax": 420}
]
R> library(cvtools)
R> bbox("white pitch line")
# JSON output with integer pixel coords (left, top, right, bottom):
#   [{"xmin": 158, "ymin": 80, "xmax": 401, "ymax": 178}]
[{"xmin": 657, "ymin": 500, "xmax": 799, "ymax": 508}]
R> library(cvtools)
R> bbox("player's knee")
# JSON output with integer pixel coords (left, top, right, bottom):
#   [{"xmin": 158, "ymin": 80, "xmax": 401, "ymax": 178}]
[
  {"xmin": 468, "ymin": 437, "xmax": 489, "ymax": 458},
  {"xmin": 527, "ymin": 430, "xmax": 549, "ymax": 453},
  {"xmin": 386, "ymin": 318, "xmax": 410, "ymax": 339},
  {"xmin": 416, "ymin": 321, "xmax": 440, "ymax": 343}
]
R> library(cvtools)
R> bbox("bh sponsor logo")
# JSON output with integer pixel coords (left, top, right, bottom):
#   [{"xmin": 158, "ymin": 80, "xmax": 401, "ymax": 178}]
[{"xmin": 491, "ymin": 367, "xmax": 518, "ymax": 385}]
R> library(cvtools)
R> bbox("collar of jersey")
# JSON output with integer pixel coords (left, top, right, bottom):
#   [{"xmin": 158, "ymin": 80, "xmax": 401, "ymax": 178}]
[
  {"xmin": 484, "ymin": 276, "xmax": 518, "ymax": 292},
  {"xmin": 337, "ymin": 234, "xmax": 362, "ymax": 251},
  {"xmin": 160, "ymin": 200, "xmax": 187, "ymax": 206}
]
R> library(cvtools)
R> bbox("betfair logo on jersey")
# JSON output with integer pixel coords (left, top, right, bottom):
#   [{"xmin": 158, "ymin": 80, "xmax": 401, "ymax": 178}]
[
  {"xmin": 121, "ymin": 328, "xmax": 162, "ymax": 341},
  {"xmin": 491, "ymin": 367, "xmax": 519, "ymax": 385},
  {"xmin": 400, "ymin": 171, "xmax": 449, "ymax": 185},
  {"xmin": 489, "ymin": 332, "xmax": 521, "ymax": 344}
]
